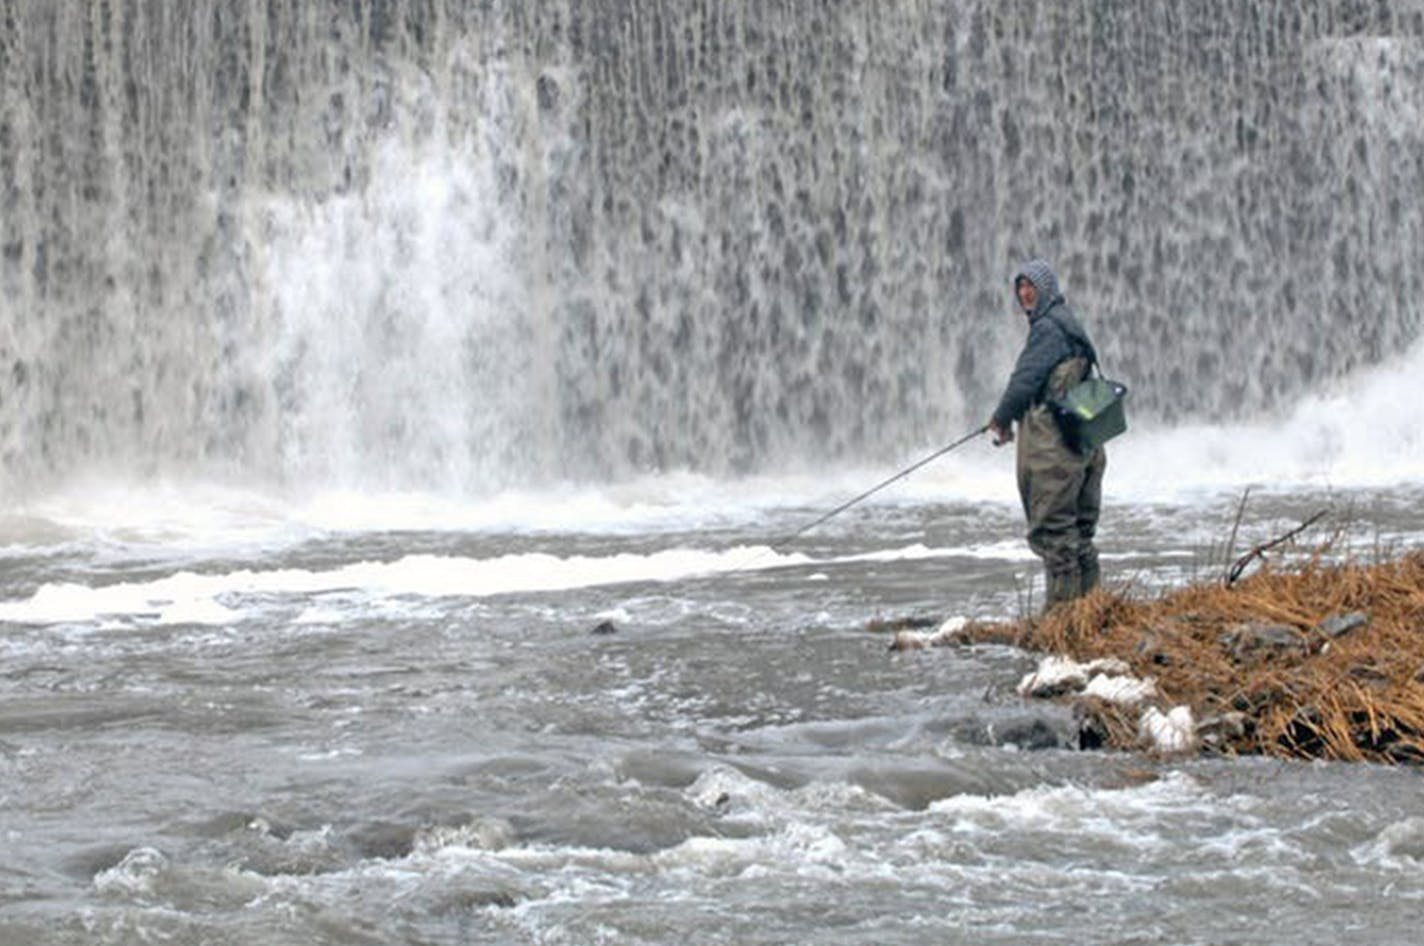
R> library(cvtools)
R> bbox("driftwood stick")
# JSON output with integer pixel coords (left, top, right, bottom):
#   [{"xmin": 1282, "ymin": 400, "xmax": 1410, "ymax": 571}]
[
  {"xmin": 1226, "ymin": 508, "xmax": 1330, "ymax": 588},
  {"xmin": 1223, "ymin": 486, "xmax": 1252, "ymax": 575}
]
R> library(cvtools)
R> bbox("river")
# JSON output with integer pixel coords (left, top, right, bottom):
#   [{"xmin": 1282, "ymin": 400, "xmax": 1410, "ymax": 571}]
[{"xmin": 3, "ymin": 449, "xmax": 1423, "ymax": 944}]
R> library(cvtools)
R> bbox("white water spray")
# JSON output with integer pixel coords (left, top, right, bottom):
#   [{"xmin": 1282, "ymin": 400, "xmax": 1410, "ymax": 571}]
[{"xmin": 0, "ymin": 2, "xmax": 1418, "ymax": 496}]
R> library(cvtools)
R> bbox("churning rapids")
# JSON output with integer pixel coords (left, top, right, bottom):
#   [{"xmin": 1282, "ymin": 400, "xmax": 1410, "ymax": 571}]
[
  {"xmin": 3, "ymin": 450, "xmax": 1424, "ymax": 945},
  {"xmin": 2, "ymin": 2, "xmax": 1423, "ymax": 944}
]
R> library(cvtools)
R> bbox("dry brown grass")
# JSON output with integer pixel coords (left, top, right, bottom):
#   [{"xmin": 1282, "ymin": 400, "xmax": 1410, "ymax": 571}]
[{"xmin": 962, "ymin": 550, "xmax": 1424, "ymax": 764}]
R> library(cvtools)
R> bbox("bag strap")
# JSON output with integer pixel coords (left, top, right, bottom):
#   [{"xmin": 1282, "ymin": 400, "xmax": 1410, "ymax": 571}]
[{"xmin": 1045, "ymin": 310, "xmax": 1101, "ymax": 380}]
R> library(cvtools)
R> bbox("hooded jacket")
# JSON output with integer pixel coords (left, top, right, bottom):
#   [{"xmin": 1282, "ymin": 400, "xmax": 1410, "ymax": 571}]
[{"xmin": 990, "ymin": 259, "xmax": 1098, "ymax": 430}]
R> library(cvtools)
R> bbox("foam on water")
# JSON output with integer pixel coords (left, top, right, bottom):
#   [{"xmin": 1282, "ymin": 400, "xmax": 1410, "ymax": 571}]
[
  {"xmin": 928, "ymin": 771, "xmax": 1246, "ymax": 853},
  {"xmin": 1107, "ymin": 335, "xmax": 1424, "ymax": 498},
  {"xmin": 1353, "ymin": 817, "xmax": 1424, "ymax": 871},
  {"xmin": 197, "ymin": 768, "xmax": 1304, "ymax": 940},
  {"xmin": 0, "ymin": 536, "xmax": 1055, "ymax": 627},
  {"xmin": 62, "ymin": 758, "xmax": 1413, "ymax": 946}
]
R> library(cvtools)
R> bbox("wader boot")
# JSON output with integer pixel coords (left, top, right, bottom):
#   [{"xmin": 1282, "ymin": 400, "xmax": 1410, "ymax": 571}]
[
  {"xmin": 1078, "ymin": 550, "xmax": 1100, "ymax": 595},
  {"xmin": 1076, "ymin": 441, "xmax": 1106, "ymax": 594},
  {"xmin": 1045, "ymin": 566, "xmax": 1082, "ymax": 609}
]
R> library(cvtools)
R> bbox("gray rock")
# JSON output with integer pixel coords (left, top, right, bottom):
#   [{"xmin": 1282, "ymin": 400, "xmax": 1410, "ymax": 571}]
[
  {"xmin": 1074, "ymin": 703, "xmax": 1111, "ymax": 750},
  {"xmin": 1195, "ymin": 711, "xmax": 1250, "ymax": 747},
  {"xmin": 1135, "ymin": 630, "xmax": 1174, "ymax": 666},
  {"xmin": 1316, "ymin": 611, "xmax": 1369, "ymax": 638},
  {"xmin": 1219, "ymin": 622, "xmax": 1306, "ymax": 661},
  {"xmin": 953, "ymin": 708, "xmax": 1079, "ymax": 751}
]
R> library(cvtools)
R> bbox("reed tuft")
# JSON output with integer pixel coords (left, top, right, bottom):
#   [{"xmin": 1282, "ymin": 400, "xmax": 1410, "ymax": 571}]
[{"xmin": 965, "ymin": 551, "xmax": 1424, "ymax": 764}]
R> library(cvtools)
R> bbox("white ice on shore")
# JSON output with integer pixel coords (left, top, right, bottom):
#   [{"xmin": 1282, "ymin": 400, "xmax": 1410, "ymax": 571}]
[
  {"xmin": 1016, "ymin": 655, "xmax": 1133, "ymax": 698},
  {"xmin": 888, "ymin": 616, "xmax": 969, "ymax": 650},
  {"xmin": 1140, "ymin": 705, "xmax": 1198, "ymax": 753},
  {"xmin": 1083, "ymin": 672, "xmax": 1158, "ymax": 704},
  {"xmin": 1017, "ymin": 655, "xmax": 1197, "ymax": 753}
]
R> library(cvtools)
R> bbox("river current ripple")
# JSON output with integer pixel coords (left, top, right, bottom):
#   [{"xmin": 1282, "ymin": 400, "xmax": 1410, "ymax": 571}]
[{"xmin": 2, "ymin": 486, "xmax": 1422, "ymax": 945}]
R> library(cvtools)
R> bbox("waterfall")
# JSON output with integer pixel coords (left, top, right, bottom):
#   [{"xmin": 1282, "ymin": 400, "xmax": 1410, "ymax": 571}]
[{"xmin": 1, "ymin": 1, "xmax": 1419, "ymax": 494}]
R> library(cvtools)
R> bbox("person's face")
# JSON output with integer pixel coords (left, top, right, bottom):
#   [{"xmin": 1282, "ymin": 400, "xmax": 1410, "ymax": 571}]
[{"xmin": 1016, "ymin": 278, "xmax": 1038, "ymax": 313}]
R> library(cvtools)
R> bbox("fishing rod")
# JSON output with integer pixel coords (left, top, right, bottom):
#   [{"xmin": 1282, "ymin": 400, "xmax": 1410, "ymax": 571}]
[
  {"xmin": 735, "ymin": 423, "xmax": 990, "ymax": 571},
  {"xmin": 589, "ymin": 425, "xmax": 990, "ymax": 634}
]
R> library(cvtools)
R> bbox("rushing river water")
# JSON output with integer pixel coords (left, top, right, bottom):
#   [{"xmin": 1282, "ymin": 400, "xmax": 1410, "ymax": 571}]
[{"xmin": 2, "ymin": 453, "xmax": 1423, "ymax": 945}]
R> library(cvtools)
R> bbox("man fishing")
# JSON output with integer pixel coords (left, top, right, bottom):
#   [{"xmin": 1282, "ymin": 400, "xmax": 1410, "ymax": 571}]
[{"xmin": 987, "ymin": 259, "xmax": 1107, "ymax": 610}]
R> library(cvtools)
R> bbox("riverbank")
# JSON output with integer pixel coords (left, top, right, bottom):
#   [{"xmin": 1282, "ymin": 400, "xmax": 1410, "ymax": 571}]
[{"xmin": 894, "ymin": 550, "xmax": 1424, "ymax": 764}]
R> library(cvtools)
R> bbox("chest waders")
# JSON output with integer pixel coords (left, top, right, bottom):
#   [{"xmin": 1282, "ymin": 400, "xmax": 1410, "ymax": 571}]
[{"xmin": 1015, "ymin": 355, "xmax": 1107, "ymax": 609}]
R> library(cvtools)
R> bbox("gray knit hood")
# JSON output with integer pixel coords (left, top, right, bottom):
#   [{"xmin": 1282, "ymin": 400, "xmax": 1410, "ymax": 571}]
[
  {"xmin": 989, "ymin": 257, "xmax": 1101, "ymax": 429},
  {"xmin": 1015, "ymin": 258, "xmax": 1064, "ymax": 319}
]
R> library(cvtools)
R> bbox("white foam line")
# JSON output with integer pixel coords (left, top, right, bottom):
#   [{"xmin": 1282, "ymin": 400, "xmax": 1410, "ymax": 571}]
[
  {"xmin": 0, "ymin": 547, "xmax": 792, "ymax": 627},
  {"xmin": 0, "ymin": 538, "xmax": 1051, "ymax": 627}
]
